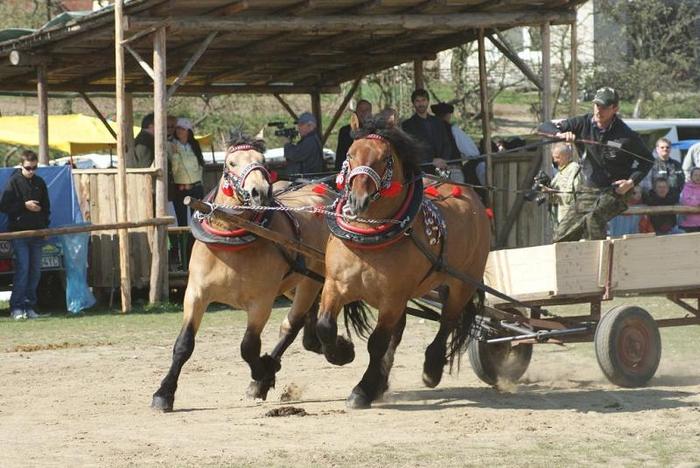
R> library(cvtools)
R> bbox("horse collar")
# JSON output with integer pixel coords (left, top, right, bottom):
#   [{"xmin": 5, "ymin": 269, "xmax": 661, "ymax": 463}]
[{"xmin": 327, "ymin": 177, "xmax": 424, "ymax": 248}]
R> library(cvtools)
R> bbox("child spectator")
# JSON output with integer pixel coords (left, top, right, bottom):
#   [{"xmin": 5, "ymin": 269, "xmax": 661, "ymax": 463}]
[
  {"xmin": 643, "ymin": 178, "xmax": 680, "ymax": 235},
  {"xmin": 678, "ymin": 167, "xmax": 700, "ymax": 233},
  {"xmin": 608, "ymin": 185, "xmax": 643, "ymax": 237}
]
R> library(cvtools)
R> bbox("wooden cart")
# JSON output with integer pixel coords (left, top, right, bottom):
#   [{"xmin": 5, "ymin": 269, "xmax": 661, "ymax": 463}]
[{"xmin": 470, "ymin": 233, "xmax": 700, "ymax": 387}]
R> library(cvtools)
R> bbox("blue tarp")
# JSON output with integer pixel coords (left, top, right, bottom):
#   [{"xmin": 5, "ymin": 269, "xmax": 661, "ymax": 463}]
[
  {"xmin": 0, "ymin": 165, "xmax": 83, "ymax": 230},
  {"xmin": 672, "ymin": 140, "xmax": 700, "ymax": 151}
]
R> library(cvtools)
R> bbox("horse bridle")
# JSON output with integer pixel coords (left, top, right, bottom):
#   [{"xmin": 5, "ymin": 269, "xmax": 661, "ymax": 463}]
[
  {"xmin": 221, "ymin": 144, "xmax": 272, "ymax": 204},
  {"xmin": 336, "ymin": 134, "xmax": 395, "ymax": 202}
]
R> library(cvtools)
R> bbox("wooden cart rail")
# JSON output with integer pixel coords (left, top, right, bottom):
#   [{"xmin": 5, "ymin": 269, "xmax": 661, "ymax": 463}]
[{"xmin": 0, "ymin": 217, "xmax": 174, "ymax": 240}]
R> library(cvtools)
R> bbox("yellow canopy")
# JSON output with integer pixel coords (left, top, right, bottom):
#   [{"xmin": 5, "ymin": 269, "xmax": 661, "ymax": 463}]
[{"xmin": 0, "ymin": 114, "xmax": 212, "ymax": 155}]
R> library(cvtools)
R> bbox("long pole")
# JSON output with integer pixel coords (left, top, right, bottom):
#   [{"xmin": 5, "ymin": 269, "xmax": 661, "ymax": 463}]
[
  {"xmin": 569, "ymin": 20, "xmax": 578, "ymax": 116},
  {"xmin": 114, "ymin": 0, "xmax": 132, "ymax": 313},
  {"xmin": 477, "ymin": 29, "xmax": 492, "ymax": 195},
  {"xmin": 149, "ymin": 26, "xmax": 169, "ymax": 303}
]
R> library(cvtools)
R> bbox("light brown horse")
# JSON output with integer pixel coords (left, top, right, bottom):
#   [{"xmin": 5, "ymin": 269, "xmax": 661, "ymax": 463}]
[
  {"xmin": 317, "ymin": 116, "xmax": 491, "ymax": 408},
  {"xmin": 152, "ymin": 137, "xmax": 335, "ymax": 411}
]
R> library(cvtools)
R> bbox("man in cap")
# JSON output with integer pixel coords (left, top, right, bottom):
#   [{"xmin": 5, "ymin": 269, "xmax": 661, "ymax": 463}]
[
  {"xmin": 401, "ymin": 89, "xmax": 452, "ymax": 173},
  {"xmin": 335, "ymin": 99, "xmax": 372, "ymax": 171},
  {"xmin": 539, "ymin": 86, "xmax": 653, "ymax": 242},
  {"xmin": 284, "ymin": 112, "xmax": 324, "ymax": 177}
]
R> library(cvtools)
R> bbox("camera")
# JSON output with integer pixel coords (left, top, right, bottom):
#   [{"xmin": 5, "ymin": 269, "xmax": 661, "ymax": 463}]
[
  {"xmin": 523, "ymin": 170, "xmax": 551, "ymax": 206},
  {"xmin": 268, "ymin": 121, "xmax": 299, "ymax": 140}
]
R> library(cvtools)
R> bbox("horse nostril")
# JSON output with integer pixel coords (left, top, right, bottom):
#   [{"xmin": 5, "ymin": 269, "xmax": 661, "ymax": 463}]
[{"xmin": 251, "ymin": 187, "xmax": 259, "ymax": 199}]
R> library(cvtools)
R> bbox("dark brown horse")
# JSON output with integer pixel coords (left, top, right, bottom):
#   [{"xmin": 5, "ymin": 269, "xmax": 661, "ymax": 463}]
[
  {"xmin": 152, "ymin": 137, "xmax": 335, "ymax": 411},
  {"xmin": 317, "ymin": 116, "xmax": 491, "ymax": 408}
]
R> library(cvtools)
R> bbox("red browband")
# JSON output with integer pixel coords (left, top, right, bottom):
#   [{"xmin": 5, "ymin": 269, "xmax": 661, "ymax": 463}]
[
  {"xmin": 365, "ymin": 134, "xmax": 387, "ymax": 142},
  {"xmin": 228, "ymin": 144, "xmax": 257, "ymax": 153}
]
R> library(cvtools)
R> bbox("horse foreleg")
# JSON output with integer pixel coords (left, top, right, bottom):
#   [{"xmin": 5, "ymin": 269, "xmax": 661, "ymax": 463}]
[
  {"xmin": 241, "ymin": 305, "xmax": 280, "ymax": 401},
  {"xmin": 347, "ymin": 309, "xmax": 406, "ymax": 410},
  {"xmin": 317, "ymin": 283, "xmax": 355, "ymax": 366},
  {"xmin": 152, "ymin": 288, "xmax": 208, "ymax": 412},
  {"xmin": 423, "ymin": 285, "xmax": 476, "ymax": 388}
]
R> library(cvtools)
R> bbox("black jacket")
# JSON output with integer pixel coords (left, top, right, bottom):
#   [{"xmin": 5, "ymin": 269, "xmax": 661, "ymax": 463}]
[
  {"xmin": 284, "ymin": 131, "xmax": 324, "ymax": 176},
  {"xmin": 542, "ymin": 114, "xmax": 653, "ymax": 189},
  {"xmin": 0, "ymin": 170, "xmax": 51, "ymax": 231},
  {"xmin": 643, "ymin": 189, "xmax": 679, "ymax": 234},
  {"xmin": 335, "ymin": 124, "xmax": 353, "ymax": 171},
  {"xmin": 648, "ymin": 158, "xmax": 685, "ymax": 197},
  {"xmin": 401, "ymin": 114, "xmax": 452, "ymax": 164}
]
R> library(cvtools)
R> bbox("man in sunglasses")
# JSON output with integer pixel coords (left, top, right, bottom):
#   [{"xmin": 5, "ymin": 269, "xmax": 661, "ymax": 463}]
[{"xmin": 0, "ymin": 150, "xmax": 50, "ymax": 320}]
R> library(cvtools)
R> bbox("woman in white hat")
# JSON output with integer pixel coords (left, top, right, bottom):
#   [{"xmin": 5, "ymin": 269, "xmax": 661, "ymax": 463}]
[{"xmin": 169, "ymin": 117, "xmax": 205, "ymax": 226}]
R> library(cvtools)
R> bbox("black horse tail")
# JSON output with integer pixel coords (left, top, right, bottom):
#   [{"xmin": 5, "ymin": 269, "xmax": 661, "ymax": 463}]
[
  {"xmin": 343, "ymin": 300, "xmax": 374, "ymax": 340},
  {"xmin": 446, "ymin": 289, "xmax": 484, "ymax": 372}
]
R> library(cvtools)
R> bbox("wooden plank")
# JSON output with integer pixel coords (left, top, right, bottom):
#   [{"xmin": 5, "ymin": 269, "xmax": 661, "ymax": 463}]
[{"xmin": 37, "ymin": 65, "xmax": 49, "ymax": 165}]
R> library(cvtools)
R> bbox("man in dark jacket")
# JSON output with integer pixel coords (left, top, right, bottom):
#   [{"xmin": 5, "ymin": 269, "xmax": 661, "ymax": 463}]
[
  {"xmin": 641, "ymin": 137, "xmax": 685, "ymax": 197},
  {"xmin": 335, "ymin": 99, "xmax": 372, "ymax": 171},
  {"xmin": 132, "ymin": 113, "xmax": 155, "ymax": 168},
  {"xmin": 401, "ymin": 89, "xmax": 452, "ymax": 173},
  {"xmin": 284, "ymin": 112, "xmax": 324, "ymax": 177},
  {"xmin": 0, "ymin": 150, "xmax": 51, "ymax": 320},
  {"xmin": 540, "ymin": 87, "xmax": 653, "ymax": 242}
]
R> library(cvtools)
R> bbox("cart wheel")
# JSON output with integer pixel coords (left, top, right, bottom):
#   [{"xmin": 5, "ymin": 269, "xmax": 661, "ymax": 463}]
[
  {"xmin": 468, "ymin": 338, "xmax": 533, "ymax": 386},
  {"xmin": 594, "ymin": 305, "xmax": 661, "ymax": 388}
]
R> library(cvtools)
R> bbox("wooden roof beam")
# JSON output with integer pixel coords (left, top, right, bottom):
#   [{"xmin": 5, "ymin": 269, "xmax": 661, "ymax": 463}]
[
  {"xmin": 488, "ymin": 30, "xmax": 543, "ymax": 91},
  {"xmin": 0, "ymin": 82, "xmax": 340, "ymax": 95},
  {"xmin": 124, "ymin": 10, "xmax": 578, "ymax": 33}
]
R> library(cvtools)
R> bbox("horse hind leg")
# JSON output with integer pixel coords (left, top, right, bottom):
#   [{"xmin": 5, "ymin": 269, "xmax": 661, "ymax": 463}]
[
  {"xmin": 152, "ymin": 287, "xmax": 208, "ymax": 412},
  {"xmin": 422, "ymin": 285, "xmax": 480, "ymax": 388},
  {"xmin": 347, "ymin": 308, "xmax": 406, "ymax": 410}
]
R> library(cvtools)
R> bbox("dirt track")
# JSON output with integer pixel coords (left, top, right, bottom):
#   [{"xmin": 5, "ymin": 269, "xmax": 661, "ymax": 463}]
[{"xmin": 2, "ymin": 303, "xmax": 700, "ymax": 467}]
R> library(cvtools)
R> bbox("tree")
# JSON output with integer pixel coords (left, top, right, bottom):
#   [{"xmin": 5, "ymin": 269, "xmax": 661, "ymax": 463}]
[{"xmin": 595, "ymin": 0, "xmax": 700, "ymax": 118}]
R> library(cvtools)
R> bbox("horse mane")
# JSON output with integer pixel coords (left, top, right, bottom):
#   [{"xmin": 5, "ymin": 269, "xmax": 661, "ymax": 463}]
[
  {"xmin": 227, "ymin": 133, "xmax": 266, "ymax": 154},
  {"xmin": 351, "ymin": 114, "xmax": 426, "ymax": 179}
]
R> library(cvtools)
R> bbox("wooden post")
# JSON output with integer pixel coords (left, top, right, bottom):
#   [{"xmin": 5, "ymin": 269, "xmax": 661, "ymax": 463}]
[
  {"xmin": 311, "ymin": 91, "xmax": 322, "ymax": 137},
  {"xmin": 79, "ymin": 92, "xmax": 117, "ymax": 139},
  {"xmin": 273, "ymin": 94, "xmax": 298, "ymax": 121},
  {"xmin": 149, "ymin": 26, "xmax": 168, "ymax": 303},
  {"xmin": 541, "ymin": 21, "xmax": 553, "ymax": 245},
  {"xmin": 413, "ymin": 60, "xmax": 424, "ymax": 89},
  {"xmin": 114, "ymin": 0, "xmax": 132, "ymax": 313},
  {"xmin": 37, "ymin": 65, "xmax": 49, "ymax": 165},
  {"xmin": 569, "ymin": 20, "xmax": 578, "ymax": 116},
  {"xmin": 322, "ymin": 77, "xmax": 362, "ymax": 145},
  {"xmin": 125, "ymin": 92, "xmax": 135, "ymax": 166},
  {"xmin": 478, "ymin": 29, "xmax": 492, "ymax": 196}
]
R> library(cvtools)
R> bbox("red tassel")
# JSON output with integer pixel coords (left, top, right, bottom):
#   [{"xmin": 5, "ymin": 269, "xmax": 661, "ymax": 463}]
[
  {"xmin": 312, "ymin": 184, "xmax": 328, "ymax": 195},
  {"xmin": 424, "ymin": 186, "xmax": 440, "ymax": 198},
  {"xmin": 269, "ymin": 170, "xmax": 278, "ymax": 183},
  {"xmin": 451, "ymin": 186, "xmax": 463, "ymax": 197},
  {"xmin": 485, "ymin": 208, "xmax": 494, "ymax": 219},
  {"xmin": 221, "ymin": 182, "xmax": 234, "ymax": 197},
  {"xmin": 379, "ymin": 181, "xmax": 402, "ymax": 197}
]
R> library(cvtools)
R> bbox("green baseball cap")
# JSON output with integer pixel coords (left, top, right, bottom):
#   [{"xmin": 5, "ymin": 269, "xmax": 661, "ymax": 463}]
[{"xmin": 592, "ymin": 87, "xmax": 619, "ymax": 106}]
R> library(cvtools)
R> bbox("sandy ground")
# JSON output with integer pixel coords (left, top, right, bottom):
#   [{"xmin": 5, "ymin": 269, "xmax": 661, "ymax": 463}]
[{"xmin": 1, "ymin": 308, "xmax": 700, "ymax": 467}]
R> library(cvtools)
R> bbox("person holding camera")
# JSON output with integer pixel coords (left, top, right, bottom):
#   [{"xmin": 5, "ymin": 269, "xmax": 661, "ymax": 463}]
[
  {"xmin": 0, "ymin": 150, "xmax": 50, "ymax": 320},
  {"xmin": 284, "ymin": 112, "xmax": 324, "ymax": 177},
  {"xmin": 542, "ymin": 143, "xmax": 581, "ymax": 229},
  {"xmin": 539, "ymin": 87, "xmax": 652, "ymax": 242}
]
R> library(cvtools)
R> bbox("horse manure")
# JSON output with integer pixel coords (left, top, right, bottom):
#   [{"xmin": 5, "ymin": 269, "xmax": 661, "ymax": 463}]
[{"xmin": 264, "ymin": 406, "xmax": 308, "ymax": 417}]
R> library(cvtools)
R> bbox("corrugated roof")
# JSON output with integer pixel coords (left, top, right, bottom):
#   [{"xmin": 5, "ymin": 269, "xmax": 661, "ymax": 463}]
[{"xmin": 0, "ymin": 0, "xmax": 586, "ymax": 95}]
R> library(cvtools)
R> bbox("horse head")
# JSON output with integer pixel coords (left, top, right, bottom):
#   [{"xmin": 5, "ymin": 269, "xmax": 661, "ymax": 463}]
[
  {"xmin": 340, "ymin": 113, "xmax": 422, "ymax": 216},
  {"xmin": 220, "ymin": 138, "xmax": 273, "ymax": 207}
]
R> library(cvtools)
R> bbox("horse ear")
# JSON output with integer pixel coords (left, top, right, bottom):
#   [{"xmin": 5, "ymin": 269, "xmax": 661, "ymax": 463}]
[{"xmin": 350, "ymin": 112, "xmax": 360, "ymax": 132}]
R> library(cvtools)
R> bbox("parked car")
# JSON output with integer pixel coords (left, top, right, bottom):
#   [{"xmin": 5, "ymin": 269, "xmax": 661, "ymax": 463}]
[{"xmin": 625, "ymin": 118, "xmax": 700, "ymax": 162}]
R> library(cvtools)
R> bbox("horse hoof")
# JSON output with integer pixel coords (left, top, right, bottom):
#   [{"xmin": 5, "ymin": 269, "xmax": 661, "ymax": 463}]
[
  {"xmin": 422, "ymin": 361, "xmax": 444, "ymax": 388},
  {"xmin": 346, "ymin": 387, "xmax": 372, "ymax": 410},
  {"xmin": 260, "ymin": 354, "xmax": 282, "ymax": 374},
  {"xmin": 302, "ymin": 333, "xmax": 323, "ymax": 354},
  {"xmin": 151, "ymin": 394, "xmax": 174, "ymax": 412},
  {"xmin": 246, "ymin": 380, "xmax": 273, "ymax": 401},
  {"xmin": 324, "ymin": 336, "xmax": 355, "ymax": 366}
]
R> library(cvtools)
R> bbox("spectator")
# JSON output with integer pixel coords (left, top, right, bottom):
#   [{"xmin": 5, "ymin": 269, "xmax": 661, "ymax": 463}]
[
  {"xmin": 539, "ymin": 86, "xmax": 653, "ymax": 242},
  {"xmin": 167, "ymin": 115, "xmax": 178, "ymax": 141},
  {"xmin": 335, "ymin": 100, "xmax": 372, "ymax": 171},
  {"xmin": 168, "ymin": 118, "xmax": 205, "ymax": 226},
  {"xmin": 608, "ymin": 185, "xmax": 643, "ymax": 237},
  {"xmin": 643, "ymin": 177, "xmax": 679, "ymax": 235},
  {"xmin": 545, "ymin": 143, "xmax": 581, "ymax": 228},
  {"xmin": 0, "ymin": 150, "xmax": 50, "ymax": 320},
  {"xmin": 380, "ymin": 107, "xmax": 398, "ymax": 128},
  {"xmin": 132, "ymin": 113, "xmax": 154, "ymax": 168},
  {"xmin": 401, "ymin": 89, "xmax": 452, "ymax": 172},
  {"xmin": 284, "ymin": 112, "xmax": 324, "ymax": 177},
  {"xmin": 683, "ymin": 141, "xmax": 700, "ymax": 179},
  {"xmin": 641, "ymin": 137, "xmax": 684, "ymax": 196},
  {"xmin": 679, "ymin": 167, "xmax": 700, "ymax": 233},
  {"xmin": 431, "ymin": 102, "xmax": 482, "ymax": 184}
]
